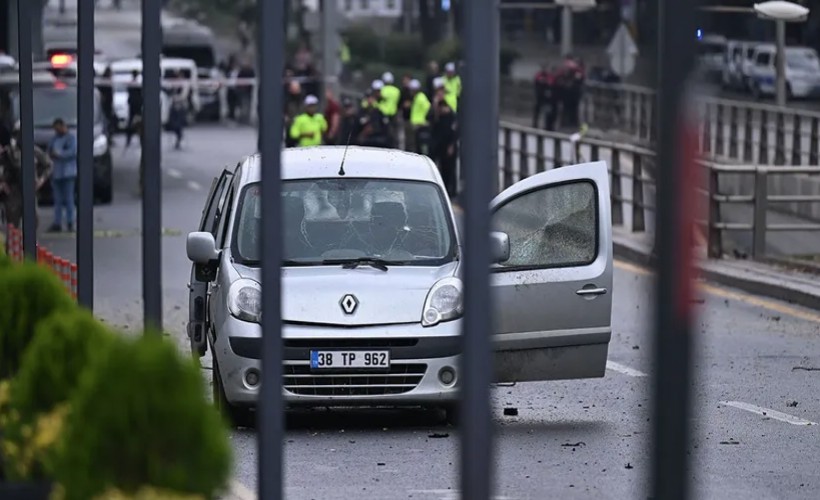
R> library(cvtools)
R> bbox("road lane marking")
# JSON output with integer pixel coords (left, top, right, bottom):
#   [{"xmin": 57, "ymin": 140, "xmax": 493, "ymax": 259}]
[
  {"xmin": 226, "ymin": 480, "xmax": 256, "ymax": 500},
  {"xmin": 606, "ymin": 360, "xmax": 647, "ymax": 377},
  {"xmin": 614, "ymin": 260, "xmax": 820, "ymax": 323},
  {"xmin": 187, "ymin": 180, "xmax": 202, "ymax": 191},
  {"xmin": 167, "ymin": 168, "xmax": 183, "ymax": 179},
  {"xmin": 719, "ymin": 401, "xmax": 817, "ymax": 426}
]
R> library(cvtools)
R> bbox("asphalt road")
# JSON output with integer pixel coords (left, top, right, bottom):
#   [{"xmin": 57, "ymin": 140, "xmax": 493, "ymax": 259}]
[{"xmin": 33, "ymin": 2, "xmax": 820, "ymax": 499}]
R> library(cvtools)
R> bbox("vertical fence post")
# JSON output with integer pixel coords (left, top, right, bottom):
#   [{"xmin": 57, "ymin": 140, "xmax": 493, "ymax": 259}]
[
  {"xmin": 743, "ymin": 107, "xmax": 753, "ymax": 162},
  {"xmin": 707, "ymin": 167, "xmax": 722, "ymax": 258},
  {"xmin": 650, "ymin": 0, "xmax": 698, "ymax": 498},
  {"xmin": 502, "ymin": 128, "xmax": 512, "ymax": 189},
  {"xmin": 810, "ymin": 117, "xmax": 819, "ymax": 165},
  {"xmin": 791, "ymin": 115, "xmax": 802, "ymax": 166},
  {"xmin": 460, "ymin": 2, "xmax": 497, "ymax": 499},
  {"xmin": 752, "ymin": 169, "xmax": 768, "ymax": 260},
  {"xmin": 759, "ymin": 110, "xmax": 769, "ymax": 164},
  {"xmin": 257, "ymin": 0, "xmax": 286, "ymax": 498},
  {"xmin": 701, "ymin": 105, "xmax": 712, "ymax": 155},
  {"xmin": 715, "ymin": 103, "xmax": 724, "ymax": 157},
  {"xmin": 632, "ymin": 153, "xmax": 645, "ymax": 232},
  {"xmin": 141, "ymin": 0, "xmax": 162, "ymax": 332},
  {"xmin": 728, "ymin": 105, "xmax": 738, "ymax": 159},
  {"xmin": 536, "ymin": 134, "xmax": 545, "ymax": 172},
  {"xmin": 77, "ymin": 0, "xmax": 94, "ymax": 309},
  {"xmin": 611, "ymin": 149, "xmax": 624, "ymax": 226},
  {"xmin": 553, "ymin": 137, "xmax": 563, "ymax": 168},
  {"xmin": 774, "ymin": 112, "xmax": 785, "ymax": 165},
  {"xmin": 518, "ymin": 131, "xmax": 528, "ymax": 182},
  {"xmin": 16, "ymin": 0, "xmax": 36, "ymax": 260}
]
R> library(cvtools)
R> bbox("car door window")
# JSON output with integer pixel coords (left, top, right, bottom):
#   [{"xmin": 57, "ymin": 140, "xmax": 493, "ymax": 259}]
[
  {"xmin": 198, "ymin": 170, "xmax": 232, "ymax": 234},
  {"xmin": 215, "ymin": 179, "xmax": 236, "ymax": 249},
  {"xmin": 491, "ymin": 180, "xmax": 597, "ymax": 270}
]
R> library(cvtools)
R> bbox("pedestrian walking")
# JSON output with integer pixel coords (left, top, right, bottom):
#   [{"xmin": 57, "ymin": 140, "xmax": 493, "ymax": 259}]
[
  {"xmin": 125, "ymin": 69, "xmax": 142, "ymax": 148},
  {"xmin": 99, "ymin": 66, "xmax": 116, "ymax": 137},
  {"xmin": 46, "ymin": 118, "xmax": 78, "ymax": 232},
  {"xmin": 289, "ymin": 95, "xmax": 328, "ymax": 147},
  {"xmin": 165, "ymin": 71, "xmax": 189, "ymax": 149}
]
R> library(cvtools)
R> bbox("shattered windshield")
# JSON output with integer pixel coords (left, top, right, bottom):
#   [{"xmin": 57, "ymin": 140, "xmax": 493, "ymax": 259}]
[{"xmin": 233, "ymin": 178, "xmax": 456, "ymax": 266}]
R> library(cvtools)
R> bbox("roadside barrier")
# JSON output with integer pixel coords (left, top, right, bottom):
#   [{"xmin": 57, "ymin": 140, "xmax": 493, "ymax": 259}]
[{"xmin": 4, "ymin": 224, "xmax": 78, "ymax": 300}]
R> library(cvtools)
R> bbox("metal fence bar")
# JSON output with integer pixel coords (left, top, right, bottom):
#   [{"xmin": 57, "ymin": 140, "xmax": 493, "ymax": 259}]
[
  {"xmin": 651, "ymin": 0, "xmax": 698, "ymax": 499},
  {"xmin": 257, "ymin": 0, "xmax": 286, "ymax": 498},
  {"xmin": 142, "ymin": 0, "xmax": 162, "ymax": 331},
  {"xmin": 77, "ymin": 0, "xmax": 94, "ymax": 309},
  {"xmin": 17, "ymin": 0, "xmax": 36, "ymax": 260},
  {"xmin": 460, "ymin": 1, "xmax": 498, "ymax": 499}
]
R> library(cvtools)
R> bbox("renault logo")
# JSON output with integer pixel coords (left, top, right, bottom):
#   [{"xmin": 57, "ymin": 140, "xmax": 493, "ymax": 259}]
[{"xmin": 340, "ymin": 294, "xmax": 358, "ymax": 315}]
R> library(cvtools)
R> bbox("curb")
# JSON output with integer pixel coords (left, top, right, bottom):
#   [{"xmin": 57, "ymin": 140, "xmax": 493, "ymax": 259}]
[{"xmin": 612, "ymin": 237, "xmax": 820, "ymax": 312}]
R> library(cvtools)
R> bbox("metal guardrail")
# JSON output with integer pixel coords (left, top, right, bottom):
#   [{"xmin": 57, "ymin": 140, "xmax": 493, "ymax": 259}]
[
  {"xmin": 497, "ymin": 121, "xmax": 820, "ymax": 260},
  {"xmin": 501, "ymin": 78, "xmax": 820, "ymax": 166}
]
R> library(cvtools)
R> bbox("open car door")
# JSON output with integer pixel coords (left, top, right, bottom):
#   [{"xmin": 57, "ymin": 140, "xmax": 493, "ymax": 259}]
[{"xmin": 490, "ymin": 161, "xmax": 613, "ymax": 382}]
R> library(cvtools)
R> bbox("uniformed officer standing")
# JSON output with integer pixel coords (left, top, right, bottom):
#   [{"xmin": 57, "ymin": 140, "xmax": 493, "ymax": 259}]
[
  {"xmin": 431, "ymin": 98, "xmax": 458, "ymax": 198},
  {"xmin": 0, "ymin": 121, "xmax": 52, "ymax": 229},
  {"xmin": 357, "ymin": 92, "xmax": 390, "ymax": 148},
  {"xmin": 442, "ymin": 62, "xmax": 461, "ymax": 112},
  {"xmin": 289, "ymin": 95, "xmax": 328, "ymax": 147},
  {"xmin": 379, "ymin": 72, "xmax": 401, "ymax": 148},
  {"xmin": 337, "ymin": 96, "xmax": 360, "ymax": 146},
  {"xmin": 409, "ymin": 79, "xmax": 431, "ymax": 156},
  {"xmin": 399, "ymin": 74, "xmax": 415, "ymax": 152}
]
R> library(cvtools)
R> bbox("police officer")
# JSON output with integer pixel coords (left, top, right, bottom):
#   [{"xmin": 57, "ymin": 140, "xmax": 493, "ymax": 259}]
[
  {"xmin": 289, "ymin": 95, "xmax": 328, "ymax": 147},
  {"xmin": 337, "ymin": 96, "xmax": 360, "ymax": 146},
  {"xmin": 357, "ymin": 92, "xmax": 390, "ymax": 148},
  {"xmin": 399, "ymin": 74, "xmax": 414, "ymax": 151},
  {"xmin": 431, "ymin": 98, "xmax": 458, "ymax": 198},
  {"xmin": 125, "ymin": 69, "xmax": 142, "ymax": 148},
  {"xmin": 379, "ymin": 72, "xmax": 401, "ymax": 147},
  {"xmin": 0, "ymin": 121, "xmax": 52, "ymax": 229},
  {"xmin": 409, "ymin": 79, "xmax": 431, "ymax": 156},
  {"xmin": 442, "ymin": 62, "xmax": 461, "ymax": 112}
]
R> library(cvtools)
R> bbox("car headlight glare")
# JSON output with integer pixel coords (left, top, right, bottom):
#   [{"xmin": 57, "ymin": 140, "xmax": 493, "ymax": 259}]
[
  {"xmin": 227, "ymin": 279, "xmax": 262, "ymax": 323},
  {"xmin": 92, "ymin": 134, "xmax": 108, "ymax": 156},
  {"xmin": 421, "ymin": 277, "xmax": 463, "ymax": 327}
]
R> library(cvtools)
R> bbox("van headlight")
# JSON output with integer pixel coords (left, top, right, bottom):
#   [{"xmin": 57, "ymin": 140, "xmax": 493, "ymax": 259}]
[
  {"xmin": 421, "ymin": 277, "xmax": 463, "ymax": 327},
  {"xmin": 92, "ymin": 134, "xmax": 108, "ymax": 156},
  {"xmin": 227, "ymin": 279, "xmax": 262, "ymax": 323}
]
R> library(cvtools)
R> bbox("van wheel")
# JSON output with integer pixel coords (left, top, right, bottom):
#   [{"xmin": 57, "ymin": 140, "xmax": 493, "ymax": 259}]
[{"xmin": 213, "ymin": 355, "xmax": 255, "ymax": 429}]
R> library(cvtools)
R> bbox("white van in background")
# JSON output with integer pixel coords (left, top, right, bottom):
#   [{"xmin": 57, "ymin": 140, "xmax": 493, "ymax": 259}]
[
  {"xmin": 722, "ymin": 40, "xmax": 758, "ymax": 91},
  {"xmin": 748, "ymin": 44, "xmax": 820, "ymax": 99}
]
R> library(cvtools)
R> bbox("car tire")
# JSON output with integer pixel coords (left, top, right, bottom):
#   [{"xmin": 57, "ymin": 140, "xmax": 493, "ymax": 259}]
[
  {"xmin": 213, "ymin": 354, "xmax": 255, "ymax": 429},
  {"xmin": 440, "ymin": 404, "xmax": 459, "ymax": 427}
]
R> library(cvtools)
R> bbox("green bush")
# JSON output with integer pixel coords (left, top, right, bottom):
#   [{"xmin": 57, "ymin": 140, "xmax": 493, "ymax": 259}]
[
  {"xmin": 53, "ymin": 333, "xmax": 232, "ymax": 500},
  {"xmin": 0, "ymin": 262, "xmax": 75, "ymax": 379},
  {"xmin": 425, "ymin": 39, "xmax": 522, "ymax": 76},
  {"xmin": 341, "ymin": 24, "xmax": 381, "ymax": 64},
  {"xmin": 383, "ymin": 34, "xmax": 426, "ymax": 69},
  {"xmin": 2, "ymin": 310, "xmax": 117, "ymax": 480}
]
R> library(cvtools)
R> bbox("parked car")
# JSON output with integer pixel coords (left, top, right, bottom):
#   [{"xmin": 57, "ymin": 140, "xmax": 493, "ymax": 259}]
[
  {"xmin": 748, "ymin": 44, "xmax": 820, "ymax": 99},
  {"xmin": 186, "ymin": 147, "xmax": 614, "ymax": 427},
  {"xmin": 722, "ymin": 40, "xmax": 758, "ymax": 91}
]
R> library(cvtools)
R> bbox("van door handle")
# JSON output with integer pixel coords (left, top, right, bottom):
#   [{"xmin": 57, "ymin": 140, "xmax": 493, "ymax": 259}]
[{"xmin": 576, "ymin": 287, "xmax": 607, "ymax": 296}]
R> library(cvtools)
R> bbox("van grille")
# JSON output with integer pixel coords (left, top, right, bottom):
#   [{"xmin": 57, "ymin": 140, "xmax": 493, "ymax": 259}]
[
  {"xmin": 283, "ymin": 363, "xmax": 427, "ymax": 396},
  {"xmin": 284, "ymin": 338, "xmax": 418, "ymax": 349}
]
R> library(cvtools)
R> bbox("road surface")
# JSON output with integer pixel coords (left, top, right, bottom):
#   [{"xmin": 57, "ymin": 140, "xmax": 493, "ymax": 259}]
[{"xmin": 33, "ymin": 2, "xmax": 820, "ymax": 499}]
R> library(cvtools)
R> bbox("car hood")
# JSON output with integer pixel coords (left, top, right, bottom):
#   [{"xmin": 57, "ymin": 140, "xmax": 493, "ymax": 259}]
[{"xmin": 232, "ymin": 261, "xmax": 459, "ymax": 326}]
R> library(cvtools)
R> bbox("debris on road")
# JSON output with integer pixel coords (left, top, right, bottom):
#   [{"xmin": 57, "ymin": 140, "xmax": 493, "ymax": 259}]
[
  {"xmin": 719, "ymin": 439, "xmax": 740, "ymax": 445},
  {"xmin": 625, "ymin": 463, "xmax": 633, "ymax": 469},
  {"xmin": 428, "ymin": 433, "xmax": 449, "ymax": 439},
  {"xmin": 792, "ymin": 366, "xmax": 820, "ymax": 372},
  {"xmin": 561, "ymin": 442, "xmax": 586, "ymax": 448},
  {"xmin": 503, "ymin": 407, "xmax": 519, "ymax": 416},
  {"xmin": 788, "ymin": 401, "xmax": 799, "ymax": 407}
]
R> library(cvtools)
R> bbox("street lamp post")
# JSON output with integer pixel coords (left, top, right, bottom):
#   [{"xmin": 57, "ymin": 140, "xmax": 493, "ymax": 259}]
[{"xmin": 753, "ymin": 1, "xmax": 810, "ymax": 107}]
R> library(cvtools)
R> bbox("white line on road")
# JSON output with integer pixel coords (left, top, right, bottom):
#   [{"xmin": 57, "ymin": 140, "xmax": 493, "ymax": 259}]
[
  {"xmin": 187, "ymin": 180, "xmax": 202, "ymax": 191},
  {"xmin": 167, "ymin": 168, "xmax": 183, "ymax": 179},
  {"xmin": 719, "ymin": 401, "xmax": 817, "ymax": 426},
  {"xmin": 606, "ymin": 360, "xmax": 648, "ymax": 377}
]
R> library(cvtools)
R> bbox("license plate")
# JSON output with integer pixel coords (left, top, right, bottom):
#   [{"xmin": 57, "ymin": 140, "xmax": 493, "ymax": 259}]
[{"xmin": 310, "ymin": 350, "xmax": 390, "ymax": 369}]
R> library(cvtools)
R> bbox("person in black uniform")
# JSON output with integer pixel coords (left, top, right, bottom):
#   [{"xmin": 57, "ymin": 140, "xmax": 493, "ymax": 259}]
[
  {"xmin": 125, "ymin": 69, "xmax": 142, "ymax": 148},
  {"xmin": 337, "ymin": 96, "xmax": 360, "ymax": 146},
  {"xmin": 357, "ymin": 93, "xmax": 389, "ymax": 148},
  {"xmin": 99, "ymin": 67, "xmax": 115, "ymax": 138},
  {"xmin": 431, "ymin": 98, "xmax": 458, "ymax": 198}
]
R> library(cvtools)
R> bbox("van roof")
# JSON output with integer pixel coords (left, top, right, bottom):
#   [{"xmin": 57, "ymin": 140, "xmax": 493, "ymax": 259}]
[{"xmin": 110, "ymin": 57, "xmax": 198, "ymax": 71}]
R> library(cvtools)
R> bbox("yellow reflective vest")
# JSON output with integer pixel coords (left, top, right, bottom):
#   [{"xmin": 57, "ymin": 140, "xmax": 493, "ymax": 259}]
[
  {"xmin": 379, "ymin": 84, "xmax": 401, "ymax": 117},
  {"xmin": 444, "ymin": 75, "xmax": 461, "ymax": 100},
  {"xmin": 444, "ymin": 92, "xmax": 458, "ymax": 112},
  {"xmin": 289, "ymin": 113, "xmax": 328, "ymax": 146},
  {"xmin": 410, "ymin": 92, "xmax": 431, "ymax": 126}
]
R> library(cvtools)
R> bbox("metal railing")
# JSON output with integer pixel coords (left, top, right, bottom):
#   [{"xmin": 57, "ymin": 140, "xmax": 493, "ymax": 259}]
[
  {"xmin": 497, "ymin": 121, "xmax": 820, "ymax": 261},
  {"xmin": 501, "ymin": 78, "xmax": 820, "ymax": 167}
]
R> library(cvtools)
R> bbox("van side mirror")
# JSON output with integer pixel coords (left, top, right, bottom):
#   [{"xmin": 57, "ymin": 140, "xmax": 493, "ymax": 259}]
[
  {"xmin": 187, "ymin": 231, "xmax": 219, "ymax": 264},
  {"xmin": 489, "ymin": 231, "xmax": 510, "ymax": 264}
]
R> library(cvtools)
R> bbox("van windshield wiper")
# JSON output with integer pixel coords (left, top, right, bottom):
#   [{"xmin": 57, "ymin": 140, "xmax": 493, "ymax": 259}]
[{"xmin": 322, "ymin": 257, "xmax": 390, "ymax": 272}]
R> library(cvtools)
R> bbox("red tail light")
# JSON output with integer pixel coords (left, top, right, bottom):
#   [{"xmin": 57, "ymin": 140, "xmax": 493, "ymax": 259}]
[{"xmin": 50, "ymin": 53, "xmax": 73, "ymax": 68}]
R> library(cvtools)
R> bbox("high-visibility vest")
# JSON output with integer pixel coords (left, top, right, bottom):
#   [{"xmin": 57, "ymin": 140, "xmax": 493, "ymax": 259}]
[
  {"xmin": 379, "ymin": 85, "xmax": 401, "ymax": 117},
  {"xmin": 410, "ymin": 92, "xmax": 431, "ymax": 126},
  {"xmin": 289, "ymin": 113, "xmax": 328, "ymax": 146},
  {"xmin": 340, "ymin": 42, "xmax": 350, "ymax": 63},
  {"xmin": 444, "ymin": 92, "xmax": 458, "ymax": 112},
  {"xmin": 444, "ymin": 75, "xmax": 461, "ymax": 99}
]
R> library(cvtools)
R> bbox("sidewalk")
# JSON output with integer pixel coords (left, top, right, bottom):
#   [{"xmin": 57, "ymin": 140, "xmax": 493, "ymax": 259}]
[{"xmin": 613, "ymin": 227, "xmax": 820, "ymax": 311}]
